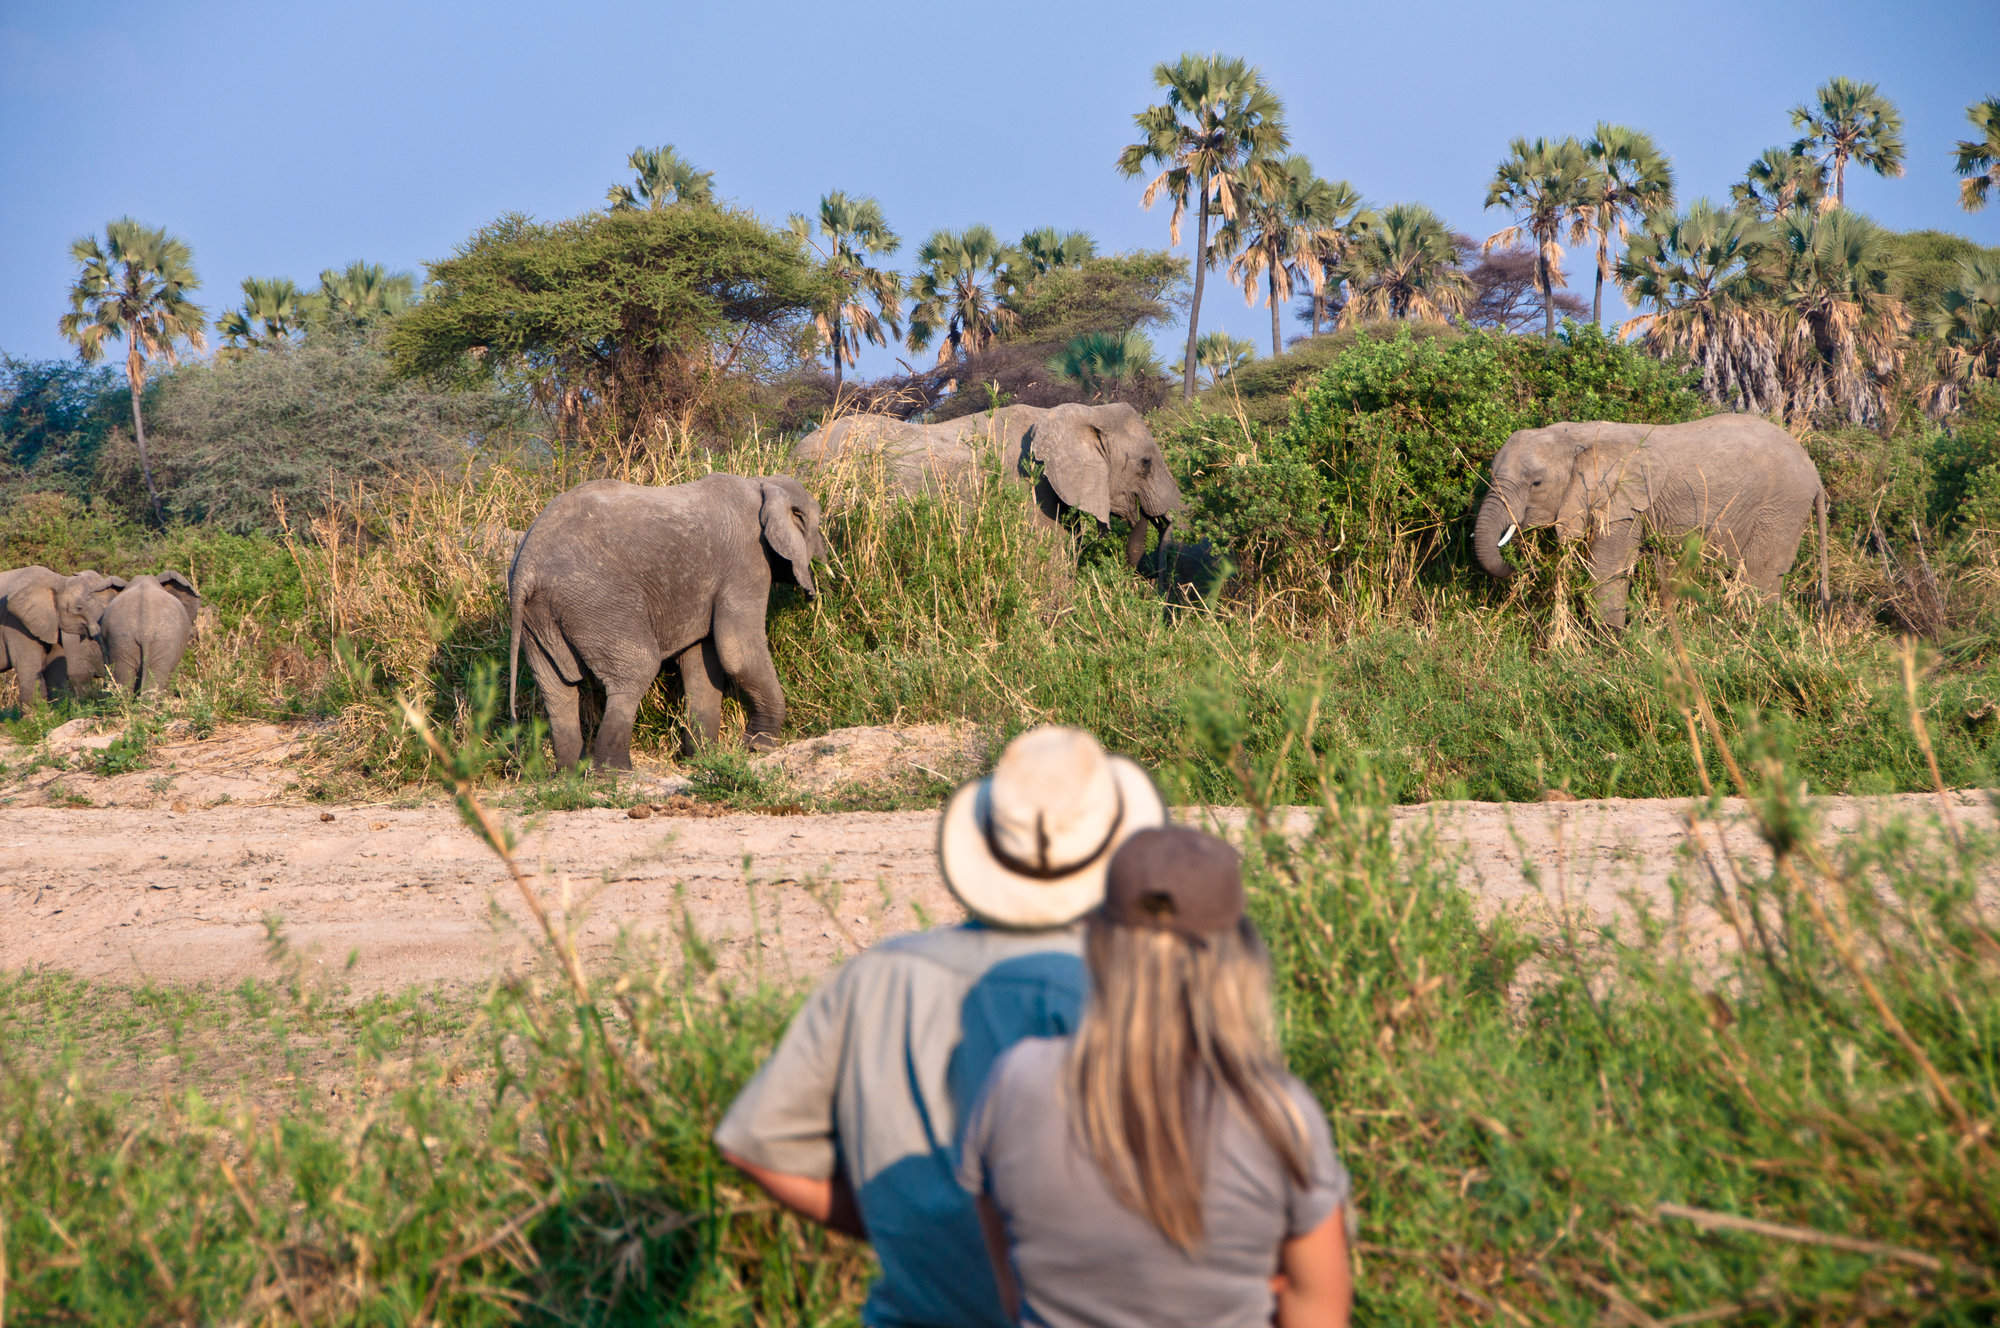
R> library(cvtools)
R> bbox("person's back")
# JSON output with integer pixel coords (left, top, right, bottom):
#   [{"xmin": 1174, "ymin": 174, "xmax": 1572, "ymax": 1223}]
[{"xmin": 716, "ymin": 727, "xmax": 1165, "ymax": 1328}]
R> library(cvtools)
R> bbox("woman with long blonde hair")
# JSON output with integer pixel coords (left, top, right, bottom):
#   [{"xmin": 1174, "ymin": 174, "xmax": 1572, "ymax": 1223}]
[{"xmin": 958, "ymin": 826, "xmax": 1353, "ymax": 1327}]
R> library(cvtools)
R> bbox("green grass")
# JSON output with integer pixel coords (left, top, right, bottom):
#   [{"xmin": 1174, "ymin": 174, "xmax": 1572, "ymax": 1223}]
[{"xmin": 2, "ymin": 671, "xmax": 1995, "ymax": 1324}]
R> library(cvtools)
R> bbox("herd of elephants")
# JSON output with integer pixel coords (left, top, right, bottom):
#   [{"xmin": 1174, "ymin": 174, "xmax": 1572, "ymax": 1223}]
[{"xmin": 1, "ymin": 404, "xmax": 1829, "ymax": 773}]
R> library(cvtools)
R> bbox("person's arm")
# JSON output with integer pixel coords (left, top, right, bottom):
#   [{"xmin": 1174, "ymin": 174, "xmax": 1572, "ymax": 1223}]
[
  {"xmin": 721, "ymin": 1151, "xmax": 867, "ymax": 1239},
  {"xmin": 1274, "ymin": 1203, "xmax": 1352, "ymax": 1328},
  {"xmin": 976, "ymin": 1194, "xmax": 1022, "ymax": 1324}
]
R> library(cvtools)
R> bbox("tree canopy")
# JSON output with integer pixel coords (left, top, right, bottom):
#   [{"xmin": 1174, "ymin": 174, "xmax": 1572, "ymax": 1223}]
[{"xmin": 388, "ymin": 206, "xmax": 830, "ymax": 445}]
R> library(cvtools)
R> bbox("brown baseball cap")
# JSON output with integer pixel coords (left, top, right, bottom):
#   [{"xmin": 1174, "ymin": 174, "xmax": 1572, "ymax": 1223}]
[{"xmin": 1100, "ymin": 826, "xmax": 1245, "ymax": 937}]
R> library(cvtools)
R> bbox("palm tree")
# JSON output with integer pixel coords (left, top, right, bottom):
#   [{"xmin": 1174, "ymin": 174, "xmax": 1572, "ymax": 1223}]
[
  {"xmin": 789, "ymin": 191, "xmax": 902, "ymax": 393},
  {"xmin": 1582, "ymin": 123, "xmax": 1675, "ymax": 327},
  {"xmin": 312, "ymin": 261, "xmax": 416, "ymax": 329},
  {"xmin": 607, "ymin": 144, "xmax": 715, "ymax": 211},
  {"xmin": 1789, "ymin": 76, "xmax": 1905, "ymax": 209},
  {"xmin": 1216, "ymin": 154, "xmax": 1343, "ymax": 355},
  {"xmin": 1767, "ymin": 207, "xmax": 1908, "ymax": 424},
  {"xmin": 216, "ymin": 276, "xmax": 303, "ymax": 355},
  {"xmin": 58, "ymin": 218, "xmax": 207, "ymax": 524},
  {"xmin": 1618, "ymin": 200, "xmax": 1778, "ymax": 412},
  {"xmin": 1194, "ymin": 331, "xmax": 1255, "ymax": 386},
  {"xmin": 1014, "ymin": 228, "xmax": 1097, "ymax": 281},
  {"xmin": 1955, "ymin": 96, "xmax": 2000, "ymax": 212},
  {"xmin": 1939, "ymin": 254, "xmax": 2000, "ymax": 386},
  {"xmin": 1296, "ymin": 180, "xmax": 1371, "ymax": 336},
  {"xmin": 1484, "ymin": 136, "xmax": 1596, "ymax": 340},
  {"xmin": 1731, "ymin": 146, "xmax": 1828, "ymax": 220},
  {"xmin": 1117, "ymin": 52, "xmax": 1289, "ymax": 399},
  {"xmin": 1051, "ymin": 331, "xmax": 1161, "ymax": 398},
  {"xmin": 1339, "ymin": 203, "xmax": 1472, "ymax": 325},
  {"xmin": 907, "ymin": 225, "xmax": 1020, "ymax": 363}
]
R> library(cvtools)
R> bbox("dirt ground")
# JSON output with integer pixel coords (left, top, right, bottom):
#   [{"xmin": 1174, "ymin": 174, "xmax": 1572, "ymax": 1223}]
[{"xmin": 2, "ymin": 720, "xmax": 1992, "ymax": 996}]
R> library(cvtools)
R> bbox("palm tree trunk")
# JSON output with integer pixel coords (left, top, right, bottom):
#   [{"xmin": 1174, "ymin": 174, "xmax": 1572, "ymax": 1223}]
[
  {"xmin": 1311, "ymin": 289, "xmax": 1323, "ymax": 337},
  {"xmin": 1182, "ymin": 186, "xmax": 1209, "ymax": 400},
  {"xmin": 126, "ymin": 351, "xmax": 162, "ymax": 525},
  {"xmin": 1269, "ymin": 265, "xmax": 1282, "ymax": 356},
  {"xmin": 1593, "ymin": 228, "xmax": 1609, "ymax": 328},
  {"xmin": 831, "ymin": 309, "xmax": 843, "ymax": 396},
  {"xmin": 1540, "ymin": 244, "xmax": 1556, "ymax": 342}
]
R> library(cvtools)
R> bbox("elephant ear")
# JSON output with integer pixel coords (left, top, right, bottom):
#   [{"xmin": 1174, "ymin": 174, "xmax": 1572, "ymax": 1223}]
[
  {"xmin": 1554, "ymin": 441, "xmax": 1650, "ymax": 540},
  {"xmin": 156, "ymin": 571, "xmax": 201, "ymax": 617},
  {"xmin": 1025, "ymin": 406, "xmax": 1113, "ymax": 527},
  {"xmin": 7, "ymin": 584, "xmax": 59, "ymax": 645},
  {"xmin": 759, "ymin": 476, "xmax": 818, "ymax": 596}
]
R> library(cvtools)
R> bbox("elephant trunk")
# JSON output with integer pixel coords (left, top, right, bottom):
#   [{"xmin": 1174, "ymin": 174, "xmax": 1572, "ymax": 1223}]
[{"xmin": 1473, "ymin": 488, "xmax": 1520, "ymax": 581}]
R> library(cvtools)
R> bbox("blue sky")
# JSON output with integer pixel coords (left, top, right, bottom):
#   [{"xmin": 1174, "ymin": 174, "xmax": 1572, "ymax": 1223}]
[{"xmin": 3, "ymin": 0, "xmax": 1995, "ymax": 379}]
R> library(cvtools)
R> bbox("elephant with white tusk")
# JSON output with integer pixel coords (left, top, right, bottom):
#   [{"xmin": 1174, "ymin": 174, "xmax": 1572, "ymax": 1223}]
[
  {"xmin": 794, "ymin": 402, "xmax": 1184, "ymax": 574},
  {"xmin": 0, "ymin": 566, "xmax": 127, "ymax": 704},
  {"xmin": 1472, "ymin": 414, "xmax": 1830, "ymax": 629}
]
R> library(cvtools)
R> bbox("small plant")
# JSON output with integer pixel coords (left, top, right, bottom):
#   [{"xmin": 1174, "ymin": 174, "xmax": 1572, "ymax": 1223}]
[{"xmin": 91, "ymin": 717, "xmax": 156, "ymax": 776}]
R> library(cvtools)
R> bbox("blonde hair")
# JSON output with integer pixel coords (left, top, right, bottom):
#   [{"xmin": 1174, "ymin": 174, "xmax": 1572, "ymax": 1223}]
[{"xmin": 1066, "ymin": 914, "xmax": 1311, "ymax": 1253}]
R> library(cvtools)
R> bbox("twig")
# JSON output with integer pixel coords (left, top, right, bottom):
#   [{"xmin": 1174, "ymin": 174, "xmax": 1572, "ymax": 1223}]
[
  {"xmin": 414, "ymin": 1191, "xmax": 558, "ymax": 1328},
  {"xmin": 1576, "ymin": 1272, "xmax": 1667, "ymax": 1328},
  {"xmin": 1899, "ymin": 639, "xmax": 1961, "ymax": 848},
  {"xmin": 1656, "ymin": 1201, "xmax": 1944, "ymax": 1273}
]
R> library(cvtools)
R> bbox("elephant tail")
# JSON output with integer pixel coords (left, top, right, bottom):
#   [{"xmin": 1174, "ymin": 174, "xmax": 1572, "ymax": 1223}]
[{"xmin": 1814, "ymin": 485, "xmax": 1830, "ymax": 612}]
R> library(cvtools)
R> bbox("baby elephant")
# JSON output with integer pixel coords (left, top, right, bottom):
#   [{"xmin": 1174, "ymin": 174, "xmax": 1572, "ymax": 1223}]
[{"xmin": 96, "ymin": 572, "xmax": 202, "ymax": 695}]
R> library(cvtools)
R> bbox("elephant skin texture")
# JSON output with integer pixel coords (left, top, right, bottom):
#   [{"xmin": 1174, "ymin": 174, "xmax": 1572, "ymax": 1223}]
[
  {"xmin": 0, "ymin": 566, "xmax": 127, "ymax": 704},
  {"xmin": 794, "ymin": 402, "xmax": 1183, "ymax": 571},
  {"xmin": 1473, "ymin": 414, "xmax": 1830, "ymax": 630},
  {"xmin": 96, "ymin": 572, "xmax": 202, "ymax": 696},
  {"xmin": 507, "ymin": 473, "xmax": 828, "ymax": 771}
]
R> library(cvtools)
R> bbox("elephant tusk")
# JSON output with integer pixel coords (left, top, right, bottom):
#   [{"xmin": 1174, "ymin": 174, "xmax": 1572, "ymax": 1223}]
[{"xmin": 1496, "ymin": 524, "xmax": 1518, "ymax": 549}]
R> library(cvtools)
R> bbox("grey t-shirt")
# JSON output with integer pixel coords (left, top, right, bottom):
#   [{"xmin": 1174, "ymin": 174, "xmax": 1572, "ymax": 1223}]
[
  {"xmin": 715, "ymin": 923, "xmax": 1089, "ymax": 1328},
  {"xmin": 958, "ymin": 1035, "xmax": 1350, "ymax": 1328}
]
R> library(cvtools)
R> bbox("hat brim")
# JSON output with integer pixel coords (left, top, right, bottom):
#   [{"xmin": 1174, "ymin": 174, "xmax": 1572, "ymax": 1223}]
[{"xmin": 937, "ymin": 755, "xmax": 1166, "ymax": 929}]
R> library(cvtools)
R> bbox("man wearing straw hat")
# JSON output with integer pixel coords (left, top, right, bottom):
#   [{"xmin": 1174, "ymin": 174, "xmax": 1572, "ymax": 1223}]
[{"xmin": 717, "ymin": 725, "xmax": 1165, "ymax": 1328}]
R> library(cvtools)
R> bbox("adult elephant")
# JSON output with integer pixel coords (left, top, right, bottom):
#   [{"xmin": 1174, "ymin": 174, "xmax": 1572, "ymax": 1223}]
[
  {"xmin": 794, "ymin": 402, "xmax": 1183, "ymax": 572},
  {"xmin": 0, "ymin": 566, "xmax": 127, "ymax": 704},
  {"xmin": 95, "ymin": 572, "xmax": 202, "ymax": 695},
  {"xmin": 508, "ymin": 473, "xmax": 827, "ymax": 770},
  {"xmin": 1472, "ymin": 415, "xmax": 1829, "ymax": 629}
]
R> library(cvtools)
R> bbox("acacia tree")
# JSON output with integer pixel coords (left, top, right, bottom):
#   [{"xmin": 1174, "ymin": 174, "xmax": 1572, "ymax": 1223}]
[
  {"xmin": 788, "ymin": 191, "xmax": 902, "ymax": 393},
  {"xmin": 1619, "ymin": 200, "xmax": 1779, "ymax": 412},
  {"xmin": 216, "ymin": 276, "xmax": 303, "ymax": 356},
  {"xmin": 1789, "ymin": 77, "xmax": 1905, "ymax": 209},
  {"xmin": 1339, "ymin": 203, "xmax": 1471, "ymax": 325},
  {"xmin": 1956, "ymin": 97, "xmax": 2000, "ymax": 212},
  {"xmin": 1216, "ymin": 153, "xmax": 1343, "ymax": 355},
  {"xmin": 1484, "ymin": 136, "xmax": 1596, "ymax": 341},
  {"xmin": 389, "ymin": 207, "xmax": 829, "ymax": 446},
  {"xmin": 907, "ymin": 225, "xmax": 1020, "ymax": 363},
  {"xmin": 57, "ymin": 218, "xmax": 207, "ymax": 523},
  {"xmin": 1117, "ymin": 52, "xmax": 1289, "ymax": 399},
  {"xmin": 1582, "ymin": 123, "xmax": 1674, "ymax": 327},
  {"xmin": 1732, "ymin": 146, "xmax": 1828, "ymax": 219},
  {"xmin": 607, "ymin": 144, "xmax": 715, "ymax": 211}
]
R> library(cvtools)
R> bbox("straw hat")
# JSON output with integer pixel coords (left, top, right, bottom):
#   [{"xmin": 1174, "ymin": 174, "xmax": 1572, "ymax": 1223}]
[{"xmin": 939, "ymin": 726, "xmax": 1165, "ymax": 929}]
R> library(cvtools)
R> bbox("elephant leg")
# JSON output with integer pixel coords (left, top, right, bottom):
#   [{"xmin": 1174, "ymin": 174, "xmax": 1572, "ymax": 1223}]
[
  {"xmin": 15, "ymin": 644, "xmax": 47, "ymax": 705},
  {"xmin": 1585, "ymin": 522, "xmax": 1642, "ymax": 630},
  {"xmin": 524, "ymin": 639, "xmax": 585, "ymax": 770},
  {"xmin": 713, "ymin": 611, "xmax": 785, "ymax": 751},
  {"xmin": 674, "ymin": 640, "xmax": 725, "ymax": 754},
  {"xmin": 590, "ymin": 680, "xmax": 649, "ymax": 771},
  {"xmin": 110, "ymin": 641, "xmax": 141, "ymax": 694}
]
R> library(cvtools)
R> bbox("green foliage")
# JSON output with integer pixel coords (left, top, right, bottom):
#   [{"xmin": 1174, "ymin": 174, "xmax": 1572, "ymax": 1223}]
[
  {"xmin": 93, "ymin": 339, "xmax": 528, "ymax": 533},
  {"xmin": 1884, "ymin": 230, "xmax": 2000, "ymax": 339},
  {"xmin": 0, "ymin": 356, "xmax": 124, "ymax": 502},
  {"xmin": 389, "ymin": 206, "xmax": 830, "ymax": 444},
  {"xmin": 1049, "ymin": 330, "xmax": 1162, "ymax": 397},
  {"xmin": 1002, "ymin": 251, "xmax": 1189, "ymax": 346},
  {"xmin": 1166, "ymin": 326, "xmax": 1704, "ymax": 591}
]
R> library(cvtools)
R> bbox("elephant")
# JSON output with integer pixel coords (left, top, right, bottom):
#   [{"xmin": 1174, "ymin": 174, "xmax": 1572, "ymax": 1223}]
[
  {"xmin": 793, "ymin": 402, "xmax": 1184, "ymax": 572},
  {"xmin": 1472, "ymin": 414, "xmax": 1830, "ymax": 629},
  {"xmin": 95, "ymin": 572, "xmax": 202, "ymax": 695},
  {"xmin": 0, "ymin": 566, "xmax": 128, "ymax": 704},
  {"xmin": 507, "ymin": 473, "xmax": 827, "ymax": 770}
]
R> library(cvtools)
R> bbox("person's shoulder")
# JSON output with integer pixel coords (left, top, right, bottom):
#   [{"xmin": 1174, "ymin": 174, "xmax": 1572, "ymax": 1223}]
[
  {"xmin": 866, "ymin": 922, "xmax": 1081, "ymax": 974},
  {"xmin": 989, "ymin": 1033, "xmax": 1070, "ymax": 1095}
]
